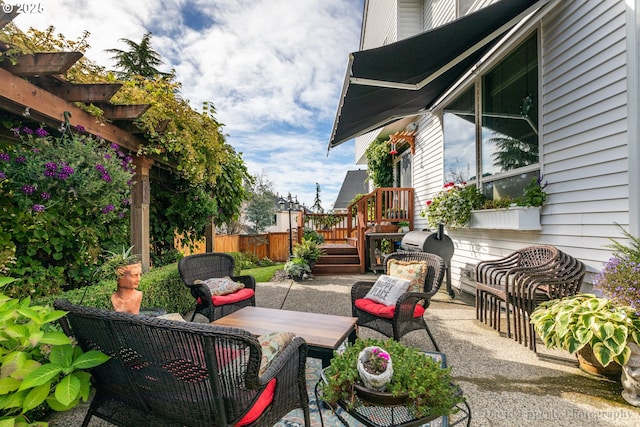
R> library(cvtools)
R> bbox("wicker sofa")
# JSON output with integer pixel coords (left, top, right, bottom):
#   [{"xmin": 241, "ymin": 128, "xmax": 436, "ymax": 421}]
[{"xmin": 54, "ymin": 299, "xmax": 309, "ymax": 427}]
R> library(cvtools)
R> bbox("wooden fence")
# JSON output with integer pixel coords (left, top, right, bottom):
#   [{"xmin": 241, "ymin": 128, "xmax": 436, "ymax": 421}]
[{"xmin": 178, "ymin": 232, "xmax": 293, "ymax": 262}]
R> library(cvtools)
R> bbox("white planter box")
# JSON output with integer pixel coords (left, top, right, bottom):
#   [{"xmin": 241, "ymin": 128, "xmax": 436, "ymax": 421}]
[{"xmin": 469, "ymin": 206, "xmax": 541, "ymax": 230}]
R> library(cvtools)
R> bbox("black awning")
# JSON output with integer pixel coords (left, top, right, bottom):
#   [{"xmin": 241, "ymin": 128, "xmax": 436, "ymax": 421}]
[{"xmin": 328, "ymin": 0, "xmax": 546, "ymax": 150}]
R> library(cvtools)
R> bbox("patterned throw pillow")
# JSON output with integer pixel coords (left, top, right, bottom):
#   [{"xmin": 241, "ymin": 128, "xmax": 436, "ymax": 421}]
[
  {"xmin": 257, "ymin": 331, "xmax": 296, "ymax": 376},
  {"xmin": 364, "ymin": 274, "xmax": 411, "ymax": 306},
  {"xmin": 194, "ymin": 276, "xmax": 245, "ymax": 296},
  {"xmin": 387, "ymin": 260, "xmax": 428, "ymax": 292}
]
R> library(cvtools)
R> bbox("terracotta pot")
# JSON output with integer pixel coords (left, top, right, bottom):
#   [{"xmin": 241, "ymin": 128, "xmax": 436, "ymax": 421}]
[{"xmin": 576, "ymin": 344, "xmax": 622, "ymax": 378}]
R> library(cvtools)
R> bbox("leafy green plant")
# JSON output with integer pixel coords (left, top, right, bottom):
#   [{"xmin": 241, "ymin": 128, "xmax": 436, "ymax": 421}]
[
  {"xmin": 0, "ymin": 277, "xmax": 110, "ymax": 424},
  {"xmin": 421, "ymin": 182, "xmax": 485, "ymax": 229},
  {"xmin": 366, "ymin": 137, "xmax": 393, "ymax": 188},
  {"xmin": 519, "ymin": 177, "xmax": 547, "ymax": 207},
  {"xmin": 283, "ymin": 258, "xmax": 311, "ymax": 279},
  {"xmin": 320, "ymin": 338, "xmax": 463, "ymax": 419},
  {"xmin": 531, "ymin": 293, "xmax": 640, "ymax": 367},
  {"xmin": 100, "ymin": 245, "xmax": 140, "ymax": 280},
  {"xmin": 292, "ymin": 238, "xmax": 325, "ymax": 263},
  {"xmin": 303, "ymin": 228, "xmax": 325, "ymax": 244}
]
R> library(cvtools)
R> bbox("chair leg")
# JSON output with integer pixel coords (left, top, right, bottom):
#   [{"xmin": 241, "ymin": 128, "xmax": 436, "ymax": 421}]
[{"xmin": 423, "ymin": 323, "xmax": 441, "ymax": 352}]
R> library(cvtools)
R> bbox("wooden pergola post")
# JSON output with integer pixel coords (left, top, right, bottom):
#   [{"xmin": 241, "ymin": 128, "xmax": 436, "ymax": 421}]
[
  {"xmin": 205, "ymin": 218, "xmax": 216, "ymax": 252},
  {"xmin": 131, "ymin": 156, "xmax": 154, "ymax": 270}
]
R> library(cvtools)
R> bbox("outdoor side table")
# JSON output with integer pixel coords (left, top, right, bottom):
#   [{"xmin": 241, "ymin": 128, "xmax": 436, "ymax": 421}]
[{"xmin": 316, "ymin": 351, "xmax": 471, "ymax": 427}]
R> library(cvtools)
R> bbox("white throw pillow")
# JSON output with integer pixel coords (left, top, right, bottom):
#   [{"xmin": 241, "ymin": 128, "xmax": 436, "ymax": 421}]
[{"xmin": 364, "ymin": 274, "xmax": 411, "ymax": 306}]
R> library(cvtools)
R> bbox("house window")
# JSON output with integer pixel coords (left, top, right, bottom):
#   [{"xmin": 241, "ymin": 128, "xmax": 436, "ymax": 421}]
[
  {"xmin": 443, "ymin": 32, "xmax": 539, "ymax": 200},
  {"xmin": 394, "ymin": 152, "xmax": 412, "ymax": 187}
]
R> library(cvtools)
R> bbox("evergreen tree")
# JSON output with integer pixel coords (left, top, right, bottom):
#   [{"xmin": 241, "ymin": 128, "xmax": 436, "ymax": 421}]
[{"xmin": 311, "ymin": 182, "xmax": 324, "ymax": 213}]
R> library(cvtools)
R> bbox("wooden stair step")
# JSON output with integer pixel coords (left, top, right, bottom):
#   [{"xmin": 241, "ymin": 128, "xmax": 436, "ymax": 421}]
[
  {"xmin": 317, "ymin": 255, "xmax": 360, "ymax": 264},
  {"xmin": 312, "ymin": 264, "xmax": 363, "ymax": 275}
]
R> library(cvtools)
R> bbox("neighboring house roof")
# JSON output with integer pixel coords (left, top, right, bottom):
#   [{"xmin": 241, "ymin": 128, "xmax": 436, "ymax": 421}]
[{"xmin": 333, "ymin": 170, "xmax": 369, "ymax": 210}]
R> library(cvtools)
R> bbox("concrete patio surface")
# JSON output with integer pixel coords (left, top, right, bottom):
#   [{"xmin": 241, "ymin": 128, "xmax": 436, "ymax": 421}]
[{"xmin": 48, "ymin": 273, "xmax": 640, "ymax": 426}]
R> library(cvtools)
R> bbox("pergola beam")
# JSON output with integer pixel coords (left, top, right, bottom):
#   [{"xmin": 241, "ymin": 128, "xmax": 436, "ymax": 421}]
[
  {"xmin": 0, "ymin": 67, "xmax": 143, "ymax": 152},
  {"xmin": 0, "ymin": 52, "xmax": 83, "ymax": 76},
  {"xmin": 30, "ymin": 76, "xmax": 123, "ymax": 102},
  {"xmin": 98, "ymin": 103, "xmax": 151, "ymax": 120}
]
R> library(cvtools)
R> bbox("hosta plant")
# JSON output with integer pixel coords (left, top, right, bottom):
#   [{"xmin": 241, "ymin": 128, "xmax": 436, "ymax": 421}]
[
  {"xmin": 531, "ymin": 293, "xmax": 640, "ymax": 367},
  {"xmin": 0, "ymin": 277, "xmax": 110, "ymax": 425}
]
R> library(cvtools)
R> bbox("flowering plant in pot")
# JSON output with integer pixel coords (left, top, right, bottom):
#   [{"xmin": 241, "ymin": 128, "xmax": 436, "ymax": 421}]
[
  {"xmin": 421, "ymin": 182, "xmax": 484, "ymax": 229},
  {"xmin": 320, "ymin": 338, "xmax": 463, "ymax": 419},
  {"xmin": 357, "ymin": 346, "xmax": 393, "ymax": 390}
]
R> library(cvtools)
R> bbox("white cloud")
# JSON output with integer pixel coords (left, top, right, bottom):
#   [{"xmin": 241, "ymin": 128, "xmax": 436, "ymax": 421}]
[{"xmin": 12, "ymin": 0, "xmax": 363, "ymax": 208}]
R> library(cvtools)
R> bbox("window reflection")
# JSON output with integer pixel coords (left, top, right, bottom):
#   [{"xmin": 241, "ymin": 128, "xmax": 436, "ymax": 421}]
[{"xmin": 442, "ymin": 33, "xmax": 539, "ymax": 202}]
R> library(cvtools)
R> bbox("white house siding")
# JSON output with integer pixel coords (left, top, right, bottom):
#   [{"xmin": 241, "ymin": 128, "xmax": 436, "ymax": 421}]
[
  {"xmin": 410, "ymin": 0, "xmax": 632, "ymax": 295},
  {"xmin": 398, "ymin": 0, "xmax": 423, "ymax": 39},
  {"xmin": 361, "ymin": 0, "xmax": 398, "ymax": 49}
]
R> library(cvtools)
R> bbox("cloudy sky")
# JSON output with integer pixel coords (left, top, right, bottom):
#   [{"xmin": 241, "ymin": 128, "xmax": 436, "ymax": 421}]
[{"xmin": 12, "ymin": 0, "xmax": 364, "ymax": 209}]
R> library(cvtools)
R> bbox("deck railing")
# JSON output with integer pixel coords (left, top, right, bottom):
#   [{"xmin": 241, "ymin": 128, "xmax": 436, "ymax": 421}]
[{"xmin": 299, "ymin": 187, "xmax": 414, "ymax": 271}]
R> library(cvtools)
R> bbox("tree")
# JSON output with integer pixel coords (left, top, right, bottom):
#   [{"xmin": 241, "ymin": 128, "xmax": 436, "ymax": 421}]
[
  {"xmin": 245, "ymin": 172, "xmax": 276, "ymax": 233},
  {"xmin": 106, "ymin": 32, "xmax": 169, "ymax": 79},
  {"xmin": 311, "ymin": 183, "xmax": 324, "ymax": 213}
]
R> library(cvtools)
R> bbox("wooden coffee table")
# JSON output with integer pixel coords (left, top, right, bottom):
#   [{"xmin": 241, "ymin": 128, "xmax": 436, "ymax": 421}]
[{"xmin": 212, "ymin": 307, "xmax": 357, "ymax": 367}]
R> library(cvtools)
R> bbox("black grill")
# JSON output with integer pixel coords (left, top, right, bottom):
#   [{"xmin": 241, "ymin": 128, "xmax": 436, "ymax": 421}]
[{"xmin": 400, "ymin": 223, "xmax": 456, "ymax": 298}]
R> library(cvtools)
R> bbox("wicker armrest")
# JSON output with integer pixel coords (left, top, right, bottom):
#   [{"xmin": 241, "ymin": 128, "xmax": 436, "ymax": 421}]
[
  {"xmin": 232, "ymin": 275, "xmax": 256, "ymax": 290},
  {"xmin": 351, "ymin": 281, "xmax": 376, "ymax": 301},
  {"xmin": 396, "ymin": 291, "xmax": 429, "ymax": 312}
]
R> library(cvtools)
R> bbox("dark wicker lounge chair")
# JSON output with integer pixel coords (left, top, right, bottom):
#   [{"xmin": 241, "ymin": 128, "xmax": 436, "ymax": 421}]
[
  {"xmin": 54, "ymin": 299, "xmax": 310, "ymax": 427},
  {"xmin": 178, "ymin": 252, "xmax": 256, "ymax": 321},
  {"xmin": 351, "ymin": 251, "xmax": 445, "ymax": 351},
  {"xmin": 475, "ymin": 245, "xmax": 559, "ymax": 339},
  {"xmin": 475, "ymin": 245, "xmax": 585, "ymax": 351}
]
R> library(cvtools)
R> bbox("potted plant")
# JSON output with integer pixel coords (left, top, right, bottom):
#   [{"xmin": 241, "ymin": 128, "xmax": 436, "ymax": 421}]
[
  {"xmin": 283, "ymin": 257, "xmax": 311, "ymax": 281},
  {"xmin": 102, "ymin": 246, "xmax": 143, "ymax": 314},
  {"xmin": 292, "ymin": 238, "xmax": 325, "ymax": 269},
  {"xmin": 320, "ymin": 338, "xmax": 463, "ymax": 419},
  {"xmin": 530, "ymin": 293, "xmax": 640, "ymax": 377},
  {"xmin": 398, "ymin": 221, "xmax": 410, "ymax": 233},
  {"xmin": 421, "ymin": 182, "xmax": 484, "ymax": 229},
  {"xmin": 423, "ymin": 178, "xmax": 547, "ymax": 230}
]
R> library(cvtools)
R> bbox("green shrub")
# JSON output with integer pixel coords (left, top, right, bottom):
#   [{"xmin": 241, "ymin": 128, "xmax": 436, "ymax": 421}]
[
  {"xmin": 35, "ymin": 263, "xmax": 194, "ymax": 315},
  {"xmin": 303, "ymin": 228, "xmax": 325, "ymax": 244},
  {"xmin": 0, "ymin": 125, "xmax": 133, "ymax": 296}
]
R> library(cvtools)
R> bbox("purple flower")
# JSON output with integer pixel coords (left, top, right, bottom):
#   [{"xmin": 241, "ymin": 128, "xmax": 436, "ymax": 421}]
[
  {"xmin": 32, "ymin": 204, "xmax": 45, "ymax": 212},
  {"xmin": 22, "ymin": 127, "xmax": 33, "ymax": 135},
  {"xmin": 74, "ymin": 125, "xmax": 86, "ymax": 133},
  {"xmin": 21, "ymin": 184, "xmax": 35, "ymax": 194},
  {"xmin": 35, "ymin": 128, "xmax": 49, "ymax": 137},
  {"xmin": 15, "ymin": 156, "xmax": 26, "ymax": 164},
  {"xmin": 95, "ymin": 164, "xmax": 106, "ymax": 173},
  {"xmin": 122, "ymin": 198, "xmax": 130, "ymax": 205},
  {"xmin": 0, "ymin": 153, "xmax": 9, "ymax": 161},
  {"xmin": 118, "ymin": 211, "xmax": 126, "ymax": 218},
  {"xmin": 110, "ymin": 143, "xmax": 119, "ymax": 151},
  {"xmin": 101, "ymin": 173, "xmax": 112, "ymax": 183},
  {"xmin": 57, "ymin": 164, "xmax": 74, "ymax": 180},
  {"xmin": 0, "ymin": 172, "xmax": 6, "ymax": 180},
  {"xmin": 102, "ymin": 204, "xmax": 115, "ymax": 214},
  {"xmin": 104, "ymin": 154, "xmax": 111, "ymax": 160},
  {"xmin": 40, "ymin": 192, "xmax": 51, "ymax": 200},
  {"xmin": 10, "ymin": 128, "xmax": 19, "ymax": 137}
]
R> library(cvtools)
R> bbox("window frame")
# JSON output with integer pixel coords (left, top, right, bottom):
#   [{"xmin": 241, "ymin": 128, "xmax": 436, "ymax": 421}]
[{"xmin": 440, "ymin": 29, "xmax": 541, "ymax": 199}]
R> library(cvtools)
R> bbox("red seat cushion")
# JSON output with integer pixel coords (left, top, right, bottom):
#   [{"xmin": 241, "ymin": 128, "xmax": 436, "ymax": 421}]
[
  {"xmin": 236, "ymin": 378, "xmax": 276, "ymax": 426},
  {"xmin": 212, "ymin": 288, "xmax": 255, "ymax": 306},
  {"xmin": 197, "ymin": 288, "xmax": 255, "ymax": 306},
  {"xmin": 355, "ymin": 298, "xmax": 425, "ymax": 319}
]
